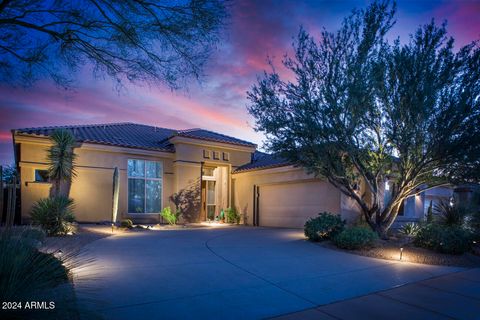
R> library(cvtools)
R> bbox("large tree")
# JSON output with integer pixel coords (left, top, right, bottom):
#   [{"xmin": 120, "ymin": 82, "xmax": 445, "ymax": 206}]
[
  {"xmin": 0, "ymin": 0, "xmax": 227, "ymax": 89},
  {"xmin": 247, "ymin": 1, "xmax": 480, "ymax": 238}
]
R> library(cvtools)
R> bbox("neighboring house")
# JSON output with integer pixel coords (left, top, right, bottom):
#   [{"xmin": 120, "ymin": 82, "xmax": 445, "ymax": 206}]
[{"xmin": 13, "ymin": 122, "xmax": 470, "ymax": 228}]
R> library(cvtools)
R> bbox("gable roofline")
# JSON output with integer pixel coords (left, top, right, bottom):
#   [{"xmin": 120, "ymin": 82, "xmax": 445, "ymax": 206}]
[{"xmin": 175, "ymin": 128, "xmax": 256, "ymax": 148}]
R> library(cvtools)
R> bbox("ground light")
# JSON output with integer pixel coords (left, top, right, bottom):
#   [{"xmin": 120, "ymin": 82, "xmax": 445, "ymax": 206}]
[{"xmin": 399, "ymin": 247, "xmax": 404, "ymax": 261}]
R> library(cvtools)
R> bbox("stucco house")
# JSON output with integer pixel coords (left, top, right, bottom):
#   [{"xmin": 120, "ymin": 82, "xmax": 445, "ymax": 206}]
[{"xmin": 12, "ymin": 122, "xmax": 459, "ymax": 228}]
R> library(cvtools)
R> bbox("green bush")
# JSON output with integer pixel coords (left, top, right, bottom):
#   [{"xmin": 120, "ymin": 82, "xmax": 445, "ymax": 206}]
[
  {"xmin": 414, "ymin": 224, "xmax": 472, "ymax": 254},
  {"xmin": 30, "ymin": 196, "xmax": 75, "ymax": 236},
  {"xmin": 333, "ymin": 226, "xmax": 378, "ymax": 250},
  {"xmin": 120, "ymin": 219, "xmax": 133, "ymax": 228},
  {"xmin": 160, "ymin": 207, "xmax": 179, "ymax": 225},
  {"xmin": 399, "ymin": 222, "xmax": 421, "ymax": 237},
  {"xmin": 304, "ymin": 212, "xmax": 345, "ymax": 241},
  {"xmin": 226, "ymin": 207, "xmax": 240, "ymax": 224}
]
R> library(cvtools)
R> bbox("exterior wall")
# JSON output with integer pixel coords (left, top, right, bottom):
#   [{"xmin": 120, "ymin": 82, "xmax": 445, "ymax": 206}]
[
  {"xmin": 393, "ymin": 186, "xmax": 454, "ymax": 228},
  {"xmin": 171, "ymin": 138, "xmax": 254, "ymax": 222},
  {"xmin": 232, "ymin": 166, "xmax": 359, "ymax": 226},
  {"xmin": 16, "ymin": 134, "xmax": 255, "ymax": 224},
  {"xmin": 17, "ymin": 136, "xmax": 174, "ymax": 223}
]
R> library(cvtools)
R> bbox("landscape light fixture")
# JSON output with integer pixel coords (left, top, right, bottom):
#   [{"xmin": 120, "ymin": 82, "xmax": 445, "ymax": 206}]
[{"xmin": 399, "ymin": 247, "xmax": 403, "ymax": 261}]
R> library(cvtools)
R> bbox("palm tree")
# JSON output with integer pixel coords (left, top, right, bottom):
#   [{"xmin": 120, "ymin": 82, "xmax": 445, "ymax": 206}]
[{"xmin": 47, "ymin": 130, "xmax": 77, "ymax": 198}]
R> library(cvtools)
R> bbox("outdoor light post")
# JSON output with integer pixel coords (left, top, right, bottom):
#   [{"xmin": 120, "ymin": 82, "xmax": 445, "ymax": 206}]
[{"xmin": 399, "ymin": 247, "xmax": 404, "ymax": 261}]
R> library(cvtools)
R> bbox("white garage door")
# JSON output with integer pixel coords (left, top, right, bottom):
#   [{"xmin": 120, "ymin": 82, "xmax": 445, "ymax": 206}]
[{"xmin": 258, "ymin": 181, "xmax": 340, "ymax": 228}]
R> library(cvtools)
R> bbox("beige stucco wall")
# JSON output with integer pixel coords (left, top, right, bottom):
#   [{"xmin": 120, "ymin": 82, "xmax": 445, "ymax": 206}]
[
  {"xmin": 170, "ymin": 138, "xmax": 254, "ymax": 222},
  {"xmin": 16, "ymin": 134, "xmax": 255, "ymax": 224},
  {"xmin": 232, "ymin": 166, "xmax": 361, "ymax": 227},
  {"xmin": 17, "ymin": 137, "xmax": 174, "ymax": 223}
]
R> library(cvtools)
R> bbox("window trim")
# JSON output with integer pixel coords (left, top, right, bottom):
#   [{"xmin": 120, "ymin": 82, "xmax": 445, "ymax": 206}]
[{"xmin": 127, "ymin": 159, "xmax": 164, "ymax": 215}]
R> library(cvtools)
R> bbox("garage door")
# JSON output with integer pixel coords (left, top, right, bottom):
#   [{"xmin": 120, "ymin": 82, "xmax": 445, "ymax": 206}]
[{"xmin": 258, "ymin": 181, "xmax": 340, "ymax": 228}]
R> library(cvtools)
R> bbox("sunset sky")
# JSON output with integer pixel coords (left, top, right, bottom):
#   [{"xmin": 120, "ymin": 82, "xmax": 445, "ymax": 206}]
[{"xmin": 1, "ymin": 0, "xmax": 479, "ymax": 165}]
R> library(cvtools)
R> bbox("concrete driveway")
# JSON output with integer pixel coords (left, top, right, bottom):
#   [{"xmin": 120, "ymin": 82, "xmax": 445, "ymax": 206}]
[{"xmin": 75, "ymin": 227, "xmax": 463, "ymax": 319}]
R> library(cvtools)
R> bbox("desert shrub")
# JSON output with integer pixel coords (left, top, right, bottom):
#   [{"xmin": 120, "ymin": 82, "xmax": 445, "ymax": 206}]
[
  {"xmin": 399, "ymin": 222, "xmax": 421, "ymax": 237},
  {"xmin": 226, "ymin": 207, "xmax": 240, "ymax": 224},
  {"xmin": 304, "ymin": 212, "xmax": 345, "ymax": 241},
  {"xmin": 434, "ymin": 201, "xmax": 467, "ymax": 226},
  {"xmin": 30, "ymin": 196, "xmax": 75, "ymax": 236},
  {"xmin": 0, "ymin": 227, "xmax": 79, "ymax": 319},
  {"xmin": 160, "ymin": 207, "xmax": 179, "ymax": 225},
  {"xmin": 414, "ymin": 224, "xmax": 472, "ymax": 254},
  {"xmin": 333, "ymin": 226, "xmax": 378, "ymax": 250},
  {"xmin": 120, "ymin": 219, "xmax": 133, "ymax": 228}
]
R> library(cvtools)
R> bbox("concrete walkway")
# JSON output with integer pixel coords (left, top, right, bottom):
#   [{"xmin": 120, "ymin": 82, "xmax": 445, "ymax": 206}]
[
  {"xmin": 74, "ymin": 227, "xmax": 465, "ymax": 319},
  {"xmin": 273, "ymin": 268, "xmax": 480, "ymax": 320}
]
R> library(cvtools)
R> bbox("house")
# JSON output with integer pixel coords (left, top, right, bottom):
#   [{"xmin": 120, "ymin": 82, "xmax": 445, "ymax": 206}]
[
  {"xmin": 12, "ymin": 122, "xmax": 465, "ymax": 228},
  {"xmin": 12, "ymin": 122, "xmax": 361, "ymax": 227}
]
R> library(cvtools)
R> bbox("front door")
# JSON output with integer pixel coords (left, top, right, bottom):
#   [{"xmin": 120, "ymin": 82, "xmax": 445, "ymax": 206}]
[{"xmin": 201, "ymin": 179, "xmax": 217, "ymax": 221}]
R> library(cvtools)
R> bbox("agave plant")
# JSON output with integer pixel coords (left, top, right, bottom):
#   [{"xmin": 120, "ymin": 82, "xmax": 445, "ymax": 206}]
[
  {"xmin": 47, "ymin": 129, "xmax": 77, "ymax": 198},
  {"xmin": 31, "ymin": 196, "xmax": 76, "ymax": 236}
]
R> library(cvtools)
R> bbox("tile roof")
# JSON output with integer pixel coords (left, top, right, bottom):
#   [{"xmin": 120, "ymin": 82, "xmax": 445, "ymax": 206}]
[
  {"xmin": 233, "ymin": 151, "xmax": 291, "ymax": 173},
  {"xmin": 13, "ymin": 122, "xmax": 255, "ymax": 151},
  {"xmin": 176, "ymin": 128, "xmax": 256, "ymax": 147}
]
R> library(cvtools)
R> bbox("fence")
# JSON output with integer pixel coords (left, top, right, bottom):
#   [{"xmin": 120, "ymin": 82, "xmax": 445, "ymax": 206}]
[{"xmin": 1, "ymin": 166, "xmax": 21, "ymax": 226}]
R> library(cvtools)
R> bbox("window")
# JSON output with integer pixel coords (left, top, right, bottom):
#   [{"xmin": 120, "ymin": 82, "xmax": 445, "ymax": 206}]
[
  {"xmin": 128, "ymin": 159, "xmax": 162, "ymax": 214},
  {"xmin": 213, "ymin": 151, "xmax": 220, "ymax": 160},
  {"xmin": 223, "ymin": 152, "xmax": 230, "ymax": 161},
  {"xmin": 202, "ymin": 166, "xmax": 215, "ymax": 177},
  {"xmin": 206, "ymin": 180, "xmax": 216, "ymax": 220},
  {"xmin": 203, "ymin": 150, "xmax": 211, "ymax": 159},
  {"xmin": 34, "ymin": 169, "xmax": 49, "ymax": 182}
]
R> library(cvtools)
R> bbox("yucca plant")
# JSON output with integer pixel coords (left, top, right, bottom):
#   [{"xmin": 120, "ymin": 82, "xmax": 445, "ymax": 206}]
[
  {"xmin": 47, "ymin": 129, "xmax": 77, "ymax": 198},
  {"xmin": 399, "ymin": 222, "xmax": 421, "ymax": 237},
  {"xmin": 31, "ymin": 196, "xmax": 76, "ymax": 236},
  {"xmin": 434, "ymin": 201, "xmax": 468, "ymax": 227}
]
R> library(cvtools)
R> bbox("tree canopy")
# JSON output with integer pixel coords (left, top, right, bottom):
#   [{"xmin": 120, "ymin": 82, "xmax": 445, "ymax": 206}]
[
  {"xmin": 0, "ymin": 0, "xmax": 228, "ymax": 89},
  {"xmin": 247, "ymin": 1, "xmax": 480, "ymax": 237}
]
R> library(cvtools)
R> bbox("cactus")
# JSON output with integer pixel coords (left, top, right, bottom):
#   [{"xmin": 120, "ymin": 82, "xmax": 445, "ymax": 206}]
[{"xmin": 111, "ymin": 167, "xmax": 120, "ymax": 232}]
